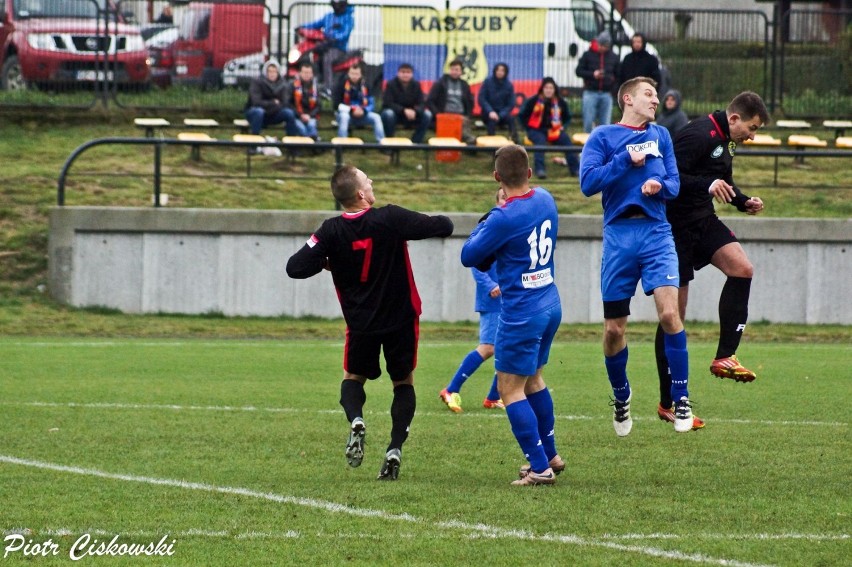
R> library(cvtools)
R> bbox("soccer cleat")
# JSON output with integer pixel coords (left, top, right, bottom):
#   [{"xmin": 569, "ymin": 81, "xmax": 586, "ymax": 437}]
[
  {"xmin": 657, "ymin": 403, "xmax": 705, "ymax": 430},
  {"xmin": 511, "ymin": 467, "xmax": 556, "ymax": 486},
  {"xmin": 610, "ymin": 395, "xmax": 632, "ymax": 437},
  {"xmin": 439, "ymin": 388, "xmax": 463, "ymax": 413},
  {"xmin": 519, "ymin": 455, "xmax": 566, "ymax": 479},
  {"xmin": 673, "ymin": 397, "xmax": 694, "ymax": 433},
  {"xmin": 345, "ymin": 417, "xmax": 366, "ymax": 468},
  {"xmin": 710, "ymin": 355, "xmax": 757, "ymax": 382},
  {"xmin": 482, "ymin": 398, "xmax": 505, "ymax": 410},
  {"xmin": 376, "ymin": 448, "xmax": 401, "ymax": 481}
]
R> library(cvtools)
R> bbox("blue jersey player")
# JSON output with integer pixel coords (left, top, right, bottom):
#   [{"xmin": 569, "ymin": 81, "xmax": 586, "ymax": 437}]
[
  {"xmin": 579, "ymin": 76, "xmax": 694, "ymax": 435},
  {"xmin": 440, "ymin": 189, "xmax": 507, "ymax": 413},
  {"xmin": 461, "ymin": 144, "xmax": 564, "ymax": 486}
]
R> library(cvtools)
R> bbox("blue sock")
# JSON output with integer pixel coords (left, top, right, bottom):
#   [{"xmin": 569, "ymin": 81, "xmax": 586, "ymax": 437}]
[
  {"xmin": 665, "ymin": 330, "xmax": 689, "ymax": 401},
  {"xmin": 486, "ymin": 374, "xmax": 500, "ymax": 401},
  {"xmin": 604, "ymin": 346, "xmax": 631, "ymax": 402},
  {"xmin": 447, "ymin": 350, "xmax": 484, "ymax": 393},
  {"xmin": 526, "ymin": 388, "xmax": 556, "ymax": 461},
  {"xmin": 505, "ymin": 399, "xmax": 549, "ymax": 473}
]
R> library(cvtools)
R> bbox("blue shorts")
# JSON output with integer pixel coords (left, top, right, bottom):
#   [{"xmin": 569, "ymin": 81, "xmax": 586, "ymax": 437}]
[
  {"xmin": 493, "ymin": 304, "xmax": 562, "ymax": 377},
  {"xmin": 478, "ymin": 311, "xmax": 499, "ymax": 345},
  {"xmin": 601, "ymin": 219, "xmax": 679, "ymax": 302}
]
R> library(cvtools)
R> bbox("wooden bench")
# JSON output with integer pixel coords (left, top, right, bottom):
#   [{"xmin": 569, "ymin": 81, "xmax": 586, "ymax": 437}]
[
  {"xmin": 134, "ymin": 118, "xmax": 170, "ymax": 137},
  {"xmin": 823, "ymin": 120, "xmax": 852, "ymax": 139},
  {"xmin": 183, "ymin": 118, "xmax": 220, "ymax": 130},
  {"xmin": 744, "ymin": 134, "xmax": 783, "ymax": 184},
  {"xmin": 787, "ymin": 134, "xmax": 827, "ymax": 166},
  {"xmin": 232, "ymin": 134, "xmax": 267, "ymax": 175},
  {"xmin": 475, "ymin": 135, "xmax": 513, "ymax": 148},
  {"xmin": 571, "ymin": 132, "xmax": 590, "ymax": 146},
  {"xmin": 836, "ymin": 136, "xmax": 852, "ymax": 149},
  {"xmin": 233, "ymin": 118, "xmax": 250, "ymax": 134},
  {"xmin": 776, "ymin": 119, "xmax": 812, "ymax": 130},
  {"xmin": 380, "ymin": 137, "xmax": 413, "ymax": 164},
  {"xmin": 330, "ymin": 137, "xmax": 364, "ymax": 145},
  {"xmin": 177, "ymin": 132, "xmax": 215, "ymax": 161}
]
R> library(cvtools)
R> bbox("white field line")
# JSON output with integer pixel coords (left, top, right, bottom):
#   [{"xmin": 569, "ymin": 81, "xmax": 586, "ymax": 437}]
[
  {"xmin": 2, "ymin": 401, "xmax": 846, "ymax": 428},
  {"xmin": 8, "ymin": 527, "xmax": 845, "ymax": 544},
  {"xmin": 0, "ymin": 455, "xmax": 778, "ymax": 567}
]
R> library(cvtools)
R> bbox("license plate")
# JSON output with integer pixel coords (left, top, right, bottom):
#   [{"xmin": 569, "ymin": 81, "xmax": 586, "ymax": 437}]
[
  {"xmin": 76, "ymin": 70, "xmax": 114, "ymax": 81},
  {"xmin": 175, "ymin": 65, "xmax": 188, "ymax": 76},
  {"xmin": 222, "ymin": 76, "xmax": 236, "ymax": 85}
]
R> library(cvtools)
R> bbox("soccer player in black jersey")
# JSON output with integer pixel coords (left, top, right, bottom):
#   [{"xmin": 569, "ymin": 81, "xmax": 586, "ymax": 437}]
[
  {"xmin": 286, "ymin": 165, "xmax": 453, "ymax": 480},
  {"xmin": 654, "ymin": 92, "xmax": 768, "ymax": 428}
]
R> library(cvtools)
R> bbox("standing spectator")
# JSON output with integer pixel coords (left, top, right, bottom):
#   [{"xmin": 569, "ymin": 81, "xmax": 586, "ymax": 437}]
[
  {"xmin": 301, "ymin": 0, "xmax": 355, "ymax": 94},
  {"xmin": 576, "ymin": 31, "xmax": 620, "ymax": 132},
  {"xmin": 579, "ymin": 76, "xmax": 694, "ymax": 436},
  {"xmin": 426, "ymin": 59, "xmax": 476, "ymax": 145},
  {"xmin": 333, "ymin": 63, "xmax": 385, "ymax": 142},
  {"xmin": 289, "ymin": 61, "xmax": 320, "ymax": 140},
  {"xmin": 478, "ymin": 62, "xmax": 518, "ymax": 142},
  {"xmin": 244, "ymin": 59, "xmax": 297, "ymax": 137},
  {"xmin": 618, "ymin": 33, "xmax": 661, "ymax": 87},
  {"xmin": 518, "ymin": 77, "xmax": 580, "ymax": 179},
  {"xmin": 154, "ymin": 4, "xmax": 173, "ymax": 24},
  {"xmin": 286, "ymin": 165, "xmax": 453, "ymax": 481},
  {"xmin": 653, "ymin": 92, "xmax": 768, "ymax": 423},
  {"xmin": 381, "ymin": 63, "xmax": 432, "ymax": 143},
  {"xmin": 439, "ymin": 188, "xmax": 507, "ymax": 413},
  {"xmin": 656, "ymin": 89, "xmax": 689, "ymax": 137},
  {"xmin": 461, "ymin": 144, "xmax": 564, "ymax": 486}
]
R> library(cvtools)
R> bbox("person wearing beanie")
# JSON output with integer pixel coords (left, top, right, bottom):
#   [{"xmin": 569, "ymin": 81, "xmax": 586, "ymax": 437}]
[
  {"xmin": 244, "ymin": 59, "xmax": 298, "ymax": 138},
  {"xmin": 575, "ymin": 30, "xmax": 620, "ymax": 132}
]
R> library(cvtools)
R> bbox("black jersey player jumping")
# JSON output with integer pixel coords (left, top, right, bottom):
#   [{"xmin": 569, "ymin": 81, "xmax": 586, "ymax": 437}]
[{"xmin": 286, "ymin": 165, "xmax": 453, "ymax": 480}]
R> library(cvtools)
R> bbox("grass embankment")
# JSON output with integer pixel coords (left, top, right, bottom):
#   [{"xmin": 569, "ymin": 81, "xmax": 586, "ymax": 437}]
[{"xmin": 0, "ymin": 112, "xmax": 849, "ymax": 338}]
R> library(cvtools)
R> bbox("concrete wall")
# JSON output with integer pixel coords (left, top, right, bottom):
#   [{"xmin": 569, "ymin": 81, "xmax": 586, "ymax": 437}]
[{"xmin": 49, "ymin": 207, "xmax": 852, "ymax": 324}]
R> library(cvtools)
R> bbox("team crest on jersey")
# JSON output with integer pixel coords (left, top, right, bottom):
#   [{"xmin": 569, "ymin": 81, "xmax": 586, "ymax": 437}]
[
  {"xmin": 711, "ymin": 145, "xmax": 724, "ymax": 158},
  {"xmin": 626, "ymin": 140, "xmax": 661, "ymax": 157},
  {"xmin": 728, "ymin": 141, "xmax": 737, "ymax": 156}
]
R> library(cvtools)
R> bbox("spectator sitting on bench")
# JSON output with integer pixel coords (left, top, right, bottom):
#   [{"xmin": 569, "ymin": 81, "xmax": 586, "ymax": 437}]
[
  {"xmin": 478, "ymin": 62, "xmax": 518, "ymax": 143},
  {"xmin": 381, "ymin": 62, "xmax": 432, "ymax": 143},
  {"xmin": 290, "ymin": 61, "xmax": 321, "ymax": 140},
  {"xmin": 656, "ymin": 89, "xmax": 688, "ymax": 136},
  {"xmin": 426, "ymin": 58, "xmax": 476, "ymax": 145},
  {"xmin": 244, "ymin": 59, "xmax": 298, "ymax": 138},
  {"xmin": 518, "ymin": 77, "xmax": 579, "ymax": 179},
  {"xmin": 333, "ymin": 63, "xmax": 385, "ymax": 142}
]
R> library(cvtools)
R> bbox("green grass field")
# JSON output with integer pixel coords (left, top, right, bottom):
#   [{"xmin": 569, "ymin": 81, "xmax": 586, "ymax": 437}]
[{"xmin": 1, "ymin": 337, "xmax": 848, "ymax": 566}]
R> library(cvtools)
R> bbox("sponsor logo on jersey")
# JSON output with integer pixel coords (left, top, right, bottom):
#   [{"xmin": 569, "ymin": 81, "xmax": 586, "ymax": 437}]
[
  {"xmin": 626, "ymin": 140, "xmax": 661, "ymax": 157},
  {"xmin": 522, "ymin": 267, "xmax": 553, "ymax": 289},
  {"xmin": 711, "ymin": 145, "xmax": 724, "ymax": 158},
  {"xmin": 728, "ymin": 141, "xmax": 737, "ymax": 156}
]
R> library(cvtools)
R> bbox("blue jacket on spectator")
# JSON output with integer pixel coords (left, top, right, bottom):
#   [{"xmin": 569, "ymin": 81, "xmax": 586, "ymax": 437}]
[
  {"xmin": 477, "ymin": 63, "xmax": 515, "ymax": 122},
  {"xmin": 302, "ymin": 4, "xmax": 354, "ymax": 52}
]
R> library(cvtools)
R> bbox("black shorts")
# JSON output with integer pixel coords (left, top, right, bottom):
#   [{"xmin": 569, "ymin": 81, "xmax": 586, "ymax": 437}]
[
  {"xmin": 672, "ymin": 215, "xmax": 739, "ymax": 284},
  {"xmin": 343, "ymin": 320, "xmax": 419, "ymax": 382}
]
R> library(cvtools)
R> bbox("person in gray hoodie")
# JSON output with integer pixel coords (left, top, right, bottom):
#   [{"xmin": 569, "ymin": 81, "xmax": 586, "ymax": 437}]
[
  {"xmin": 656, "ymin": 89, "xmax": 688, "ymax": 136},
  {"xmin": 244, "ymin": 59, "xmax": 297, "ymax": 136}
]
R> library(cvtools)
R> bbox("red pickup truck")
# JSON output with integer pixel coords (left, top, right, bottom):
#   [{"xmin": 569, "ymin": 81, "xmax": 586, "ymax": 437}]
[{"xmin": 0, "ymin": 0, "xmax": 150, "ymax": 90}]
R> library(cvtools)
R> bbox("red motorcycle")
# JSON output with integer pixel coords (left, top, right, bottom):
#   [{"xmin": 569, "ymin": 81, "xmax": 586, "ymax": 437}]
[{"xmin": 287, "ymin": 27, "xmax": 364, "ymax": 87}]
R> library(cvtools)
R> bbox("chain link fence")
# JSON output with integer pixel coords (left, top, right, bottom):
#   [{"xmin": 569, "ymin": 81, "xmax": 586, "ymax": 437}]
[{"xmin": 0, "ymin": 1, "xmax": 848, "ymax": 118}]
